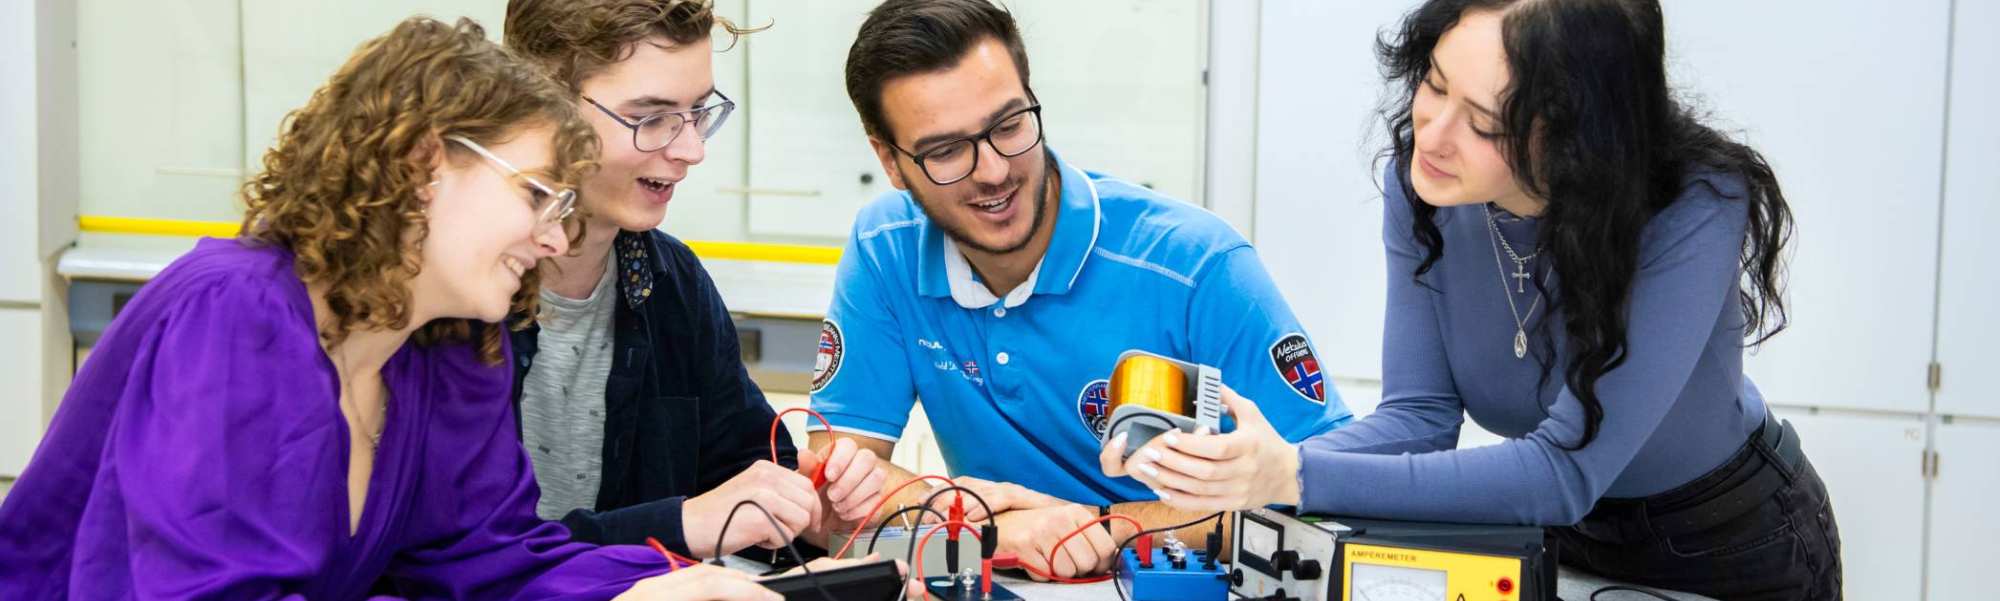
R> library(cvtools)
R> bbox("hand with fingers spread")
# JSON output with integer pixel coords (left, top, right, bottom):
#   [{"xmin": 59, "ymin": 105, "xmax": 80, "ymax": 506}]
[
  {"xmin": 1099, "ymin": 386, "xmax": 1302, "ymax": 511},
  {"xmin": 799, "ymin": 437, "xmax": 889, "ymax": 524},
  {"xmin": 682, "ymin": 461, "xmax": 823, "ymax": 558},
  {"xmin": 611, "ymin": 563, "xmax": 782, "ymax": 601},
  {"xmin": 994, "ymin": 503, "xmax": 1122, "ymax": 581}
]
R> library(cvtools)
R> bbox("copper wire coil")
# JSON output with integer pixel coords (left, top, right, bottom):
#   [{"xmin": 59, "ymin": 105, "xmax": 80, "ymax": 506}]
[{"xmin": 1109, "ymin": 354, "xmax": 1191, "ymax": 417}]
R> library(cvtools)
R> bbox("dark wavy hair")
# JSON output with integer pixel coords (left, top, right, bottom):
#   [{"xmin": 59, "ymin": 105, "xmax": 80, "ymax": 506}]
[
  {"xmin": 844, "ymin": 0, "xmax": 1033, "ymax": 143},
  {"xmin": 1378, "ymin": 0, "xmax": 1793, "ymax": 449}
]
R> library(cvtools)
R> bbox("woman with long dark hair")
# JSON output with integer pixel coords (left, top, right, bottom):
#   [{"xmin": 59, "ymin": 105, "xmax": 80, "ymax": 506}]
[{"xmin": 1100, "ymin": 1, "xmax": 1841, "ymax": 598}]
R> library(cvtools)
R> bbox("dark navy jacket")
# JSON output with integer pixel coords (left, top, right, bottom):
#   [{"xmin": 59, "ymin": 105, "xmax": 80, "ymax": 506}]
[{"xmin": 509, "ymin": 229, "xmax": 797, "ymax": 556}]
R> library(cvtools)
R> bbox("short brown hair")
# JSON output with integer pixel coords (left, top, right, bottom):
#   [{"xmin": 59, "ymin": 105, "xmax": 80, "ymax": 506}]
[
  {"xmin": 504, "ymin": 0, "xmax": 758, "ymax": 91},
  {"xmin": 845, "ymin": 0, "xmax": 1032, "ymax": 143},
  {"xmin": 239, "ymin": 16, "xmax": 599, "ymax": 365}
]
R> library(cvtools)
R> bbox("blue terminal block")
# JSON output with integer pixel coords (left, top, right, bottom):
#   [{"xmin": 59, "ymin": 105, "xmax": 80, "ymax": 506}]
[{"xmin": 1116, "ymin": 546, "xmax": 1230, "ymax": 601}]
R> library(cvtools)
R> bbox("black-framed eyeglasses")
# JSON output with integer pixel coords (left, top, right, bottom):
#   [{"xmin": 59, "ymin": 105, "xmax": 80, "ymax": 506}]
[
  {"xmin": 886, "ymin": 105, "xmax": 1044, "ymax": 186},
  {"xmin": 583, "ymin": 90, "xmax": 736, "ymax": 153}
]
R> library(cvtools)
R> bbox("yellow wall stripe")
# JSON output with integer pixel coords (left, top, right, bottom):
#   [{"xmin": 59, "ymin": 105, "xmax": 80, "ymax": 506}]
[
  {"xmin": 79, "ymin": 215, "xmax": 241, "ymax": 238},
  {"xmin": 77, "ymin": 215, "xmax": 843, "ymax": 266}
]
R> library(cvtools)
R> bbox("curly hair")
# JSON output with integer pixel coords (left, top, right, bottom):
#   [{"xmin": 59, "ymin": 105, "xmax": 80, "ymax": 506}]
[
  {"xmin": 239, "ymin": 16, "xmax": 601, "ymax": 365},
  {"xmin": 503, "ymin": 0, "xmax": 761, "ymax": 91}
]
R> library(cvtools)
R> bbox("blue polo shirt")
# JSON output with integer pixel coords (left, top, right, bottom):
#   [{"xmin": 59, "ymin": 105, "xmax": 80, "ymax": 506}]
[{"xmin": 808, "ymin": 151, "xmax": 1352, "ymax": 505}]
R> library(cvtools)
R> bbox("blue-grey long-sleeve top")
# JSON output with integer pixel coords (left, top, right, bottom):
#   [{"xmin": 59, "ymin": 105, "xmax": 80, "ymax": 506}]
[{"xmin": 1295, "ymin": 161, "xmax": 1769, "ymax": 526}]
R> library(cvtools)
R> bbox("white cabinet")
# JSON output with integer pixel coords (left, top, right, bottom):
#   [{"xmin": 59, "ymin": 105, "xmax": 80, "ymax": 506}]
[
  {"xmin": 1664, "ymin": 1, "xmax": 1953, "ymax": 415},
  {"xmin": 1935, "ymin": 0, "xmax": 2000, "ymax": 420},
  {"xmin": 742, "ymin": 0, "xmax": 1207, "ymax": 241},
  {"xmin": 1770, "ymin": 407, "xmax": 1929, "ymax": 601},
  {"xmin": 79, "ymin": 0, "xmax": 243, "ymax": 224},
  {"xmin": 1, "ymin": 0, "xmax": 39, "ymax": 303},
  {"xmin": 4, "ymin": 0, "xmax": 75, "ymax": 477},
  {"xmin": 653, "ymin": 1, "xmax": 752, "ymax": 243},
  {"xmin": 1927, "ymin": 419, "xmax": 2000, "ymax": 601},
  {"xmin": 0, "ymin": 308, "xmax": 47, "ymax": 476},
  {"xmin": 739, "ymin": 0, "xmax": 885, "ymax": 240}
]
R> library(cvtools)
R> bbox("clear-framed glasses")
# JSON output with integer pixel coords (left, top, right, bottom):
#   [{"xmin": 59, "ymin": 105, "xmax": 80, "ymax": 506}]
[
  {"xmin": 886, "ymin": 104, "xmax": 1044, "ymax": 186},
  {"xmin": 583, "ymin": 90, "xmax": 736, "ymax": 153},
  {"xmin": 443, "ymin": 134, "xmax": 576, "ymax": 232}
]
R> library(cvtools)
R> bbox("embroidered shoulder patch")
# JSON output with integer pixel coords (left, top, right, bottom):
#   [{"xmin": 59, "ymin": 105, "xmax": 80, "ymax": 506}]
[
  {"xmin": 811, "ymin": 319, "xmax": 845, "ymax": 393},
  {"xmin": 1076, "ymin": 379, "xmax": 1112, "ymax": 440},
  {"xmin": 1269, "ymin": 333, "xmax": 1326, "ymax": 403}
]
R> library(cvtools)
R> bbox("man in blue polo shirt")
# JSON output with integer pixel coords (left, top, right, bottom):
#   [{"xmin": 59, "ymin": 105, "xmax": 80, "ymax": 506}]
[{"xmin": 807, "ymin": 0, "xmax": 1353, "ymax": 580}]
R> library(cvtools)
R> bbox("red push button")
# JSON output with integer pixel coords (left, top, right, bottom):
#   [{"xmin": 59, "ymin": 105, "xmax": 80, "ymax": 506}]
[{"xmin": 1497, "ymin": 577, "xmax": 1515, "ymax": 595}]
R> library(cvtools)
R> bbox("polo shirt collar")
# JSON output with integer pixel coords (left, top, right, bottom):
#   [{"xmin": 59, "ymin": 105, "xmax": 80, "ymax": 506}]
[{"xmin": 916, "ymin": 149, "xmax": 1102, "ymax": 308}]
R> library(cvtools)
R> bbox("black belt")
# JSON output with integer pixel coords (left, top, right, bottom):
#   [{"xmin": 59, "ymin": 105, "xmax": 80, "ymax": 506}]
[{"xmin": 1572, "ymin": 411, "xmax": 1805, "ymax": 543}]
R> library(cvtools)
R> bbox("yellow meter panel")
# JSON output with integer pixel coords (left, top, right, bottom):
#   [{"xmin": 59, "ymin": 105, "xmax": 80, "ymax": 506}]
[{"xmin": 1341, "ymin": 542, "xmax": 1526, "ymax": 601}]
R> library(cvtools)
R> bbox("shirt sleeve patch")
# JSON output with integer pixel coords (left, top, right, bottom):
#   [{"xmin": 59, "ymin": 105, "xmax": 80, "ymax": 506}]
[
  {"xmin": 1076, "ymin": 379, "xmax": 1112, "ymax": 440},
  {"xmin": 1269, "ymin": 333, "xmax": 1326, "ymax": 403},
  {"xmin": 811, "ymin": 319, "xmax": 845, "ymax": 393}
]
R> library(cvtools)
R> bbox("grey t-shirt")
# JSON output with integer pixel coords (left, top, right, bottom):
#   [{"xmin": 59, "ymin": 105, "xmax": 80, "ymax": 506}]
[{"xmin": 520, "ymin": 255, "xmax": 618, "ymax": 521}]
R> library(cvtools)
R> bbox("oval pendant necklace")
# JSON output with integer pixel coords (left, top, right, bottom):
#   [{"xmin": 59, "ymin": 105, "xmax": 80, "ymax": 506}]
[{"xmin": 1485, "ymin": 204, "xmax": 1544, "ymax": 359}]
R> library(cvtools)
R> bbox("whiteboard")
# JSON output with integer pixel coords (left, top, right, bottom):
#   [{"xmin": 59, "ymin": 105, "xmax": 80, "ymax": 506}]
[{"xmin": 742, "ymin": 0, "xmax": 1208, "ymax": 240}]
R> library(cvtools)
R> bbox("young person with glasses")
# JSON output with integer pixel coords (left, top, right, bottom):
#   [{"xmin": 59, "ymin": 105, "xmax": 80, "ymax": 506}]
[
  {"xmin": 0, "ymin": 17, "xmax": 820, "ymax": 599},
  {"xmin": 805, "ymin": 0, "xmax": 1355, "ymax": 580},
  {"xmin": 502, "ymin": 0, "xmax": 890, "ymax": 561}
]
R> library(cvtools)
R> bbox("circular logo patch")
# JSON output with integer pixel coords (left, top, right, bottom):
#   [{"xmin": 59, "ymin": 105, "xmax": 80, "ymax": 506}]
[
  {"xmin": 811, "ymin": 319, "xmax": 844, "ymax": 393},
  {"xmin": 1076, "ymin": 379, "xmax": 1112, "ymax": 440}
]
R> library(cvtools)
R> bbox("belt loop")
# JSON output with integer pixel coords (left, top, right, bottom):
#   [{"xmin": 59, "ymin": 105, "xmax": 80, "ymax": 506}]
[{"xmin": 1750, "ymin": 412, "xmax": 1800, "ymax": 482}]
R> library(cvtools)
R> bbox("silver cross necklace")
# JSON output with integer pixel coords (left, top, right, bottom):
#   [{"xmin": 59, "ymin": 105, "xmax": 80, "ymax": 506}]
[{"xmin": 1485, "ymin": 203, "xmax": 1545, "ymax": 359}]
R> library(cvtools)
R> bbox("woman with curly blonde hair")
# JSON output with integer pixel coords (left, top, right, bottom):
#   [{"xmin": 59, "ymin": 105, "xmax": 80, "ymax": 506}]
[{"xmin": 0, "ymin": 15, "xmax": 849, "ymax": 600}]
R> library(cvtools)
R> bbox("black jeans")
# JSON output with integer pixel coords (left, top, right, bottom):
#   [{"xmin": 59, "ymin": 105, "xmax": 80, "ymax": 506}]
[{"xmin": 1552, "ymin": 412, "xmax": 1843, "ymax": 601}]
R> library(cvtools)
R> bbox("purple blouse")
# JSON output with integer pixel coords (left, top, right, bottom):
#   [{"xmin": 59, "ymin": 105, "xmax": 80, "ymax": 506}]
[{"xmin": 0, "ymin": 238, "xmax": 673, "ymax": 599}]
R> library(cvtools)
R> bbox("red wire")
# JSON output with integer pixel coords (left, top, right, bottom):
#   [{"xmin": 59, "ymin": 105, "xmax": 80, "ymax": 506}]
[
  {"xmin": 771, "ymin": 407, "xmax": 835, "ymax": 487},
  {"xmin": 913, "ymin": 520, "xmax": 985, "ymax": 591},
  {"xmin": 1030, "ymin": 513, "xmax": 1146, "ymax": 584},
  {"xmin": 644, "ymin": 536, "xmax": 699, "ymax": 570},
  {"xmin": 830, "ymin": 474, "xmax": 958, "ymax": 559},
  {"xmin": 983, "ymin": 513, "xmax": 1144, "ymax": 584}
]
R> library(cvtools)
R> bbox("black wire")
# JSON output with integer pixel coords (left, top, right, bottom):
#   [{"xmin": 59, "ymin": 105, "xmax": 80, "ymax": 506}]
[
  {"xmin": 1109, "ymin": 512, "xmax": 1228, "ymax": 601},
  {"xmin": 864, "ymin": 505, "xmax": 952, "ymax": 555},
  {"xmin": 715, "ymin": 499, "xmax": 836, "ymax": 601},
  {"xmin": 917, "ymin": 485, "xmax": 998, "ymax": 530},
  {"xmin": 1589, "ymin": 585, "xmax": 1682, "ymax": 601},
  {"xmin": 918, "ymin": 487, "xmax": 991, "ymax": 578}
]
